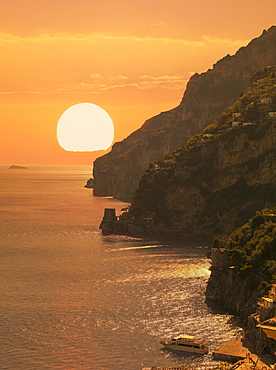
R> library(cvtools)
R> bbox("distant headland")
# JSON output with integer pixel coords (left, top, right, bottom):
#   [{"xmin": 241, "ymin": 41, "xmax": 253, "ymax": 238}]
[{"xmin": 9, "ymin": 165, "xmax": 28, "ymax": 170}]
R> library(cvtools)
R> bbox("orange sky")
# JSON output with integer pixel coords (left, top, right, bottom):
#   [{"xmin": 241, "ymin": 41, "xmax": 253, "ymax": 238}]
[{"xmin": 0, "ymin": 0, "xmax": 275, "ymax": 165}]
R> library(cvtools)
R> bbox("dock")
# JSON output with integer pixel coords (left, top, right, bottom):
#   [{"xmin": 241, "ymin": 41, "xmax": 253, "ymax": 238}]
[
  {"xmin": 213, "ymin": 338, "xmax": 272, "ymax": 370},
  {"xmin": 213, "ymin": 338, "xmax": 249, "ymax": 362}
]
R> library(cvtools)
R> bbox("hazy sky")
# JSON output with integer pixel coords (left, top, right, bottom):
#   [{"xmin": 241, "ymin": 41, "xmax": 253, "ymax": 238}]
[{"xmin": 1, "ymin": 0, "xmax": 275, "ymax": 165}]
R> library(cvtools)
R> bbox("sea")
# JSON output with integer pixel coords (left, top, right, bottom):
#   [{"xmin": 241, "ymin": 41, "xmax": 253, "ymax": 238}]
[{"xmin": 0, "ymin": 165, "xmax": 242, "ymax": 370}]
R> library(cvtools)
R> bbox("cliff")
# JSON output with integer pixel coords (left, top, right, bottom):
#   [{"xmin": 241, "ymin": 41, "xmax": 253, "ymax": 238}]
[
  {"xmin": 101, "ymin": 66, "xmax": 276, "ymax": 237},
  {"xmin": 93, "ymin": 26, "xmax": 276, "ymax": 202},
  {"xmin": 205, "ymin": 209, "xmax": 276, "ymax": 355}
]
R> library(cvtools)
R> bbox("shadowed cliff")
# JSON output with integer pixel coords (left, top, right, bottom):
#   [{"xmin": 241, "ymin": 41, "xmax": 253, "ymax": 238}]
[
  {"xmin": 93, "ymin": 26, "xmax": 276, "ymax": 202},
  {"xmin": 206, "ymin": 208, "xmax": 276, "ymax": 355},
  {"xmin": 100, "ymin": 66, "xmax": 276, "ymax": 237}
]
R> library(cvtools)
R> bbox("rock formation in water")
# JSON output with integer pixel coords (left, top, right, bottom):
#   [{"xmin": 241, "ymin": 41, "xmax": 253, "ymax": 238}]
[
  {"xmin": 100, "ymin": 66, "xmax": 276, "ymax": 237},
  {"xmin": 84, "ymin": 178, "xmax": 94, "ymax": 188},
  {"xmin": 93, "ymin": 26, "xmax": 276, "ymax": 202}
]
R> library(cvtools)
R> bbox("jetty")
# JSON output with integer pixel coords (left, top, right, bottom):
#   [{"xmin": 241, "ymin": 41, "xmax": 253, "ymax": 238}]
[
  {"xmin": 213, "ymin": 338, "xmax": 273, "ymax": 369},
  {"xmin": 213, "ymin": 338, "xmax": 248, "ymax": 362}
]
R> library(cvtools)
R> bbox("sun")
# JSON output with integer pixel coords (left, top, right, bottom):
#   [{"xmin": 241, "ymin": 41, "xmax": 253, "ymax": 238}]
[{"xmin": 57, "ymin": 103, "xmax": 114, "ymax": 152}]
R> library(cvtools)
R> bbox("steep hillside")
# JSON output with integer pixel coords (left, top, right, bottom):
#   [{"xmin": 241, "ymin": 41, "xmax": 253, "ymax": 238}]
[
  {"xmin": 101, "ymin": 67, "xmax": 276, "ymax": 237},
  {"xmin": 205, "ymin": 208, "xmax": 276, "ymax": 355},
  {"xmin": 93, "ymin": 26, "xmax": 276, "ymax": 201},
  {"xmin": 206, "ymin": 207, "xmax": 276, "ymax": 317}
]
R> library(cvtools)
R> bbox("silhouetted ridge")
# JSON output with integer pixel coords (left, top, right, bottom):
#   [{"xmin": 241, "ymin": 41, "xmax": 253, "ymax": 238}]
[{"xmin": 93, "ymin": 26, "xmax": 276, "ymax": 202}]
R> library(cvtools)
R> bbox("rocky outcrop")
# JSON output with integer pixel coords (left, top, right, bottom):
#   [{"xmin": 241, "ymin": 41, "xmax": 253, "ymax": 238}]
[
  {"xmin": 117, "ymin": 122, "xmax": 276, "ymax": 237},
  {"xmin": 93, "ymin": 26, "xmax": 276, "ymax": 202},
  {"xmin": 101, "ymin": 67, "xmax": 276, "ymax": 237},
  {"xmin": 93, "ymin": 108, "xmax": 176, "ymax": 201},
  {"xmin": 205, "ymin": 207, "xmax": 276, "ymax": 356},
  {"xmin": 205, "ymin": 254, "xmax": 276, "ymax": 355},
  {"xmin": 168, "ymin": 123, "xmax": 276, "ymax": 237},
  {"xmin": 206, "ymin": 263, "xmax": 261, "ymax": 320},
  {"xmin": 84, "ymin": 178, "xmax": 94, "ymax": 188}
]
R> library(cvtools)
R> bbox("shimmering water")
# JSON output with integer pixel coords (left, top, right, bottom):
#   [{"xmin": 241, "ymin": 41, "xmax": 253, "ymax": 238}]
[{"xmin": 0, "ymin": 166, "xmax": 242, "ymax": 369}]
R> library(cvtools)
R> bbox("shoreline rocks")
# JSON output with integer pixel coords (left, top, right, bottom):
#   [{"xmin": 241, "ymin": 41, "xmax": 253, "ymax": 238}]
[{"xmin": 84, "ymin": 178, "xmax": 94, "ymax": 188}]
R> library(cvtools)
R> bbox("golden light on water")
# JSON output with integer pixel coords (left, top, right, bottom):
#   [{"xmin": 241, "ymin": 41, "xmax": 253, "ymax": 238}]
[{"xmin": 109, "ymin": 259, "xmax": 210, "ymax": 284}]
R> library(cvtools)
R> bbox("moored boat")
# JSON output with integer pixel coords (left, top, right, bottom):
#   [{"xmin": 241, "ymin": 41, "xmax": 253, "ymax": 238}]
[{"xmin": 159, "ymin": 335, "xmax": 208, "ymax": 354}]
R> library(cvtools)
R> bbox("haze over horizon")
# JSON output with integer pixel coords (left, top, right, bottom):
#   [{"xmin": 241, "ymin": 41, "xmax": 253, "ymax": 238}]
[{"xmin": 1, "ymin": 0, "xmax": 275, "ymax": 165}]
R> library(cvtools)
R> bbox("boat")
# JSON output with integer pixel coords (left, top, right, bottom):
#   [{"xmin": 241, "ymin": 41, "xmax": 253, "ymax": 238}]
[{"xmin": 159, "ymin": 335, "xmax": 208, "ymax": 354}]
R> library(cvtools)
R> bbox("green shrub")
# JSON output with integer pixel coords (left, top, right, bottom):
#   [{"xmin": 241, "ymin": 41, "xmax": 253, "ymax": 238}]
[{"xmin": 203, "ymin": 123, "xmax": 218, "ymax": 135}]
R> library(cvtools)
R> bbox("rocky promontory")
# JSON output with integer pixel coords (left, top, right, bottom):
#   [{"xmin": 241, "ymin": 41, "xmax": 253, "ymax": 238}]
[
  {"xmin": 93, "ymin": 26, "xmax": 276, "ymax": 202},
  {"xmin": 205, "ymin": 208, "xmax": 276, "ymax": 356},
  {"xmin": 100, "ymin": 66, "xmax": 276, "ymax": 238}
]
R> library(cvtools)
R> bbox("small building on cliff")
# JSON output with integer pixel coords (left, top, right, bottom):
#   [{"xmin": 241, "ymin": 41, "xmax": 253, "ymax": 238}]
[
  {"xmin": 232, "ymin": 113, "xmax": 242, "ymax": 120},
  {"xmin": 257, "ymin": 284, "xmax": 276, "ymax": 322},
  {"xmin": 260, "ymin": 97, "xmax": 272, "ymax": 104},
  {"xmin": 257, "ymin": 317, "xmax": 276, "ymax": 340},
  {"xmin": 99, "ymin": 208, "xmax": 121, "ymax": 233},
  {"xmin": 99, "ymin": 208, "xmax": 154, "ymax": 234}
]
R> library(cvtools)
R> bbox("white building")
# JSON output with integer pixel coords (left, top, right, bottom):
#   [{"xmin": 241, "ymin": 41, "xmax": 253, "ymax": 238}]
[{"xmin": 260, "ymin": 97, "xmax": 272, "ymax": 104}]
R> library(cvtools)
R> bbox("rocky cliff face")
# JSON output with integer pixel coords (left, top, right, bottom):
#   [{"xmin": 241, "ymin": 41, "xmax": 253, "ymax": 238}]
[
  {"xmin": 106, "ymin": 67, "xmax": 276, "ymax": 237},
  {"xmin": 126, "ymin": 122, "xmax": 276, "ymax": 237},
  {"xmin": 205, "ymin": 210, "xmax": 276, "ymax": 355},
  {"xmin": 93, "ymin": 108, "xmax": 176, "ymax": 201},
  {"xmin": 93, "ymin": 26, "xmax": 276, "ymax": 202},
  {"xmin": 206, "ymin": 264, "xmax": 261, "ymax": 321},
  {"xmin": 206, "ymin": 265, "xmax": 276, "ymax": 355}
]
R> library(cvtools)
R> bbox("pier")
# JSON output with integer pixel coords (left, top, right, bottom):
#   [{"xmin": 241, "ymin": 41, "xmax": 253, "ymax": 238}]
[
  {"xmin": 213, "ymin": 338, "xmax": 248, "ymax": 362},
  {"xmin": 213, "ymin": 338, "xmax": 272, "ymax": 370}
]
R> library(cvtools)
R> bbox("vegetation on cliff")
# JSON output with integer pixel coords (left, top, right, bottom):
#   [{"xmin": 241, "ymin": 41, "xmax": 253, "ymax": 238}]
[
  {"xmin": 129, "ymin": 155, "xmax": 176, "ymax": 224},
  {"xmin": 93, "ymin": 26, "xmax": 276, "ymax": 202},
  {"xmin": 221, "ymin": 208, "xmax": 276, "ymax": 288},
  {"xmin": 115, "ymin": 66, "xmax": 276, "ymax": 238},
  {"xmin": 186, "ymin": 65, "xmax": 276, "ymax": 147},
  {"xmin": 206, "ymin": 208, "xmax": 276, "ymax": 355}
]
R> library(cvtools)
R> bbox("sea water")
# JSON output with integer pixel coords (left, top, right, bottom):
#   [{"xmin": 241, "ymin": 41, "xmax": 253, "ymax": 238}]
[{"xmin": 0, "ymin": 165, "xmax": 242, "ymax": 370}]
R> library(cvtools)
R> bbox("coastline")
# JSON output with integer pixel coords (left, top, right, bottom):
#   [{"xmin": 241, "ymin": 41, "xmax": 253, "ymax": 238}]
[{"xmin": 99, "ymin": 207, "xmax": 276, "ymax": 368}]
